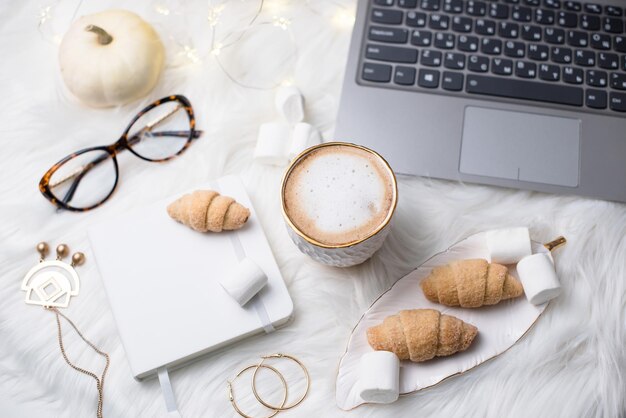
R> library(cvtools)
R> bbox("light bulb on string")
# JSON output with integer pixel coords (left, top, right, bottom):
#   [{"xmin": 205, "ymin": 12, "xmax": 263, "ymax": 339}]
[
  {"xmin": 272, "ymin": 16, "xmax": 291, "ymax": 30},
  {"xmin": 207, "ymin": 4, "xmax": 226, "ymax": 27},
  {"xmin": 332, "ymin": 8, "xmax": 356, "ymax": 30}
]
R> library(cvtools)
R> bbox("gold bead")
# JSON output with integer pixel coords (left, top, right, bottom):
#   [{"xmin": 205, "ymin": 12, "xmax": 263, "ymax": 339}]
[
  {"xmin": 36, "ymin": 242, "xmax": 49, "ymax": 257},
  {"xmin": 56, "ymin": 244, "xmax": 69, "ymax": 259},
  {"xmin": 71, "ymin": 252, "xmax": 85, "ymax": 266}
]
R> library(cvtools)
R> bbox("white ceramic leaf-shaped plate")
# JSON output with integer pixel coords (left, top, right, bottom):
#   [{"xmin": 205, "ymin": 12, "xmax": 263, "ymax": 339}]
[{"xmin": 336, "ymin": 231, "xmax": 551, "ymax": 410}]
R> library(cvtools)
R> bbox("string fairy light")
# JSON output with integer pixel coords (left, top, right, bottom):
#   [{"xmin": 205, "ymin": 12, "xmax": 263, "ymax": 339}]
[
  {"xmin": 38, "ymin": 0, "xmax": 354, "ymax": 88},
  {"xmin": 272, "ymin": 15, "xmax": 291, "ymax": 30},
  {"xmin": 154, "ymin": 3, "xmax": 171, "ymax": 16},
  {"xmin": 207, "ymin": 4, "xmax": 226, "ymax": 27}
]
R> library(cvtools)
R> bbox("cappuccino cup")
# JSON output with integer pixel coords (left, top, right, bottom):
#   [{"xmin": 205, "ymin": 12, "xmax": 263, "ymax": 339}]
[{"xmin": 281, "ymin": 142, "xmax": 397, "ymax": 267}]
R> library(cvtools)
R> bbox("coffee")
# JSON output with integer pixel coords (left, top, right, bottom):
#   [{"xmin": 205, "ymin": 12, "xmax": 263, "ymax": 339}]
[{"xmin": 283, "ymin": 144, "xmax": 395, "ymax": 246}]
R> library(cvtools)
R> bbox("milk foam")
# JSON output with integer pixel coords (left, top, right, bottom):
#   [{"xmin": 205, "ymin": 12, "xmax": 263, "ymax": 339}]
[{"xmin": 283, "ymin": 145, "xmax": 394, "ymax": 246}]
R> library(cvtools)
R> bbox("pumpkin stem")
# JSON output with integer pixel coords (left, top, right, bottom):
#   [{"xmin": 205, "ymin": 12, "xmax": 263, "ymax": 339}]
[{"xmin": 85, "ymin": 25, "xmax": 113, "ymax": 45}]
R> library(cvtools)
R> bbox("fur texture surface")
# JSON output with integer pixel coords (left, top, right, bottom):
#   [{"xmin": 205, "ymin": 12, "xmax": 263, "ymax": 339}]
[{"xmin": 1, "ymin": 1, "xmax": 625, "ymax": 417}]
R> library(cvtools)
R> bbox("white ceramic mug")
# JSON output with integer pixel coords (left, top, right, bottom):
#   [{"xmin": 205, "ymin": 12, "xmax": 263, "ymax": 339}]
[{"xmin": 280, "ymin": 142, "xmax": 398, "ymax": 267}]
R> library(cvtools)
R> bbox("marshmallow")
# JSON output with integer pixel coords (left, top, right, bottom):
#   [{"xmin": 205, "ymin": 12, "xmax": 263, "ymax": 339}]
[
  {"xmin": 358, "ymin": 351, "xmax": 400, "ymax": 404},
  {"xmin": 219, "ymin": 258, "xmax": 268, "ymax": 306},
  {"xmin": 254, "ymin": 122, "xmax": 290, "ymax": 166},
  {"xmin": 486, "ymin": 227, "xmax": 532, "ymax": 264},
  {"xmin": 517, "ymin": 253, "xmax": 561, "ymax": 305},
  {"xmin": 288, "ymin": 122, "xmax": 323, "ymax": 159},
  {"xmin": 275, "ymin": 86, "xmax": 304, "ymax": 124}
]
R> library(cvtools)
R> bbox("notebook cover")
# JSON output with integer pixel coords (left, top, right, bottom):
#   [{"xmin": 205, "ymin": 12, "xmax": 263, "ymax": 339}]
[{"xmin": 88, "ymin": 176, "xmax": 293, "ymax": 380}]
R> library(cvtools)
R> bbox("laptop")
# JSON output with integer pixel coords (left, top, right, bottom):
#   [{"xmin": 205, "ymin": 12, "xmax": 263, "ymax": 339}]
[{"xmin": 336, "ymin": 0, "xmax": 626, "ymax": 202}]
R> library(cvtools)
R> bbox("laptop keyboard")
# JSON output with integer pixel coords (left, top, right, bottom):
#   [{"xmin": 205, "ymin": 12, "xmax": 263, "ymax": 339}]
[{"xmin": 359, "ymin": 0, "xmax": 626, "ymax": 113}]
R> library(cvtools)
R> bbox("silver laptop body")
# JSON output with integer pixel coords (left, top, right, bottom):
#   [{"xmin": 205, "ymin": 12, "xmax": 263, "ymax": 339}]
[{"xmin": 336, "ymin": 0, "xmax": 626, "ymax": 202}]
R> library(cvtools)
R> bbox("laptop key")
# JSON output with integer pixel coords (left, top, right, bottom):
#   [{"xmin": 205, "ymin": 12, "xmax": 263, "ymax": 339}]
[
  {"xmin": 398, "ymin": 0, "xmax": 418, "ymax": 7},
  {"xmin": 394, "ymin": 66, "xmax": 417, "ymax": 85},
  {"xmin": 580, "ymin": 14, "xmax": 601, "ymax": 31},
  {"xmin": 476, "ymin": 19, "xmax": 497, "ymax": 35},
  {"xmin": 443, "ymin": 0, "xmax": 464, "ymax": 13},
  {"xmin": 466, "ymin": 74, "xmax": 584, "ymax": 105},
  {"xmin": 516, "ymin": 60, "xmax": 537, "ymax": 77},
  {"xmin": 429, "ymin": 14, "xmax": 450, "ymax": 30},
  {"xmin": 583, "ymin": 3, "xmax": 601, "ymax": 14},
  {"xmin": 522, "ymin": 25, "xmax": 542, "ymax": 41},
  {"xmin": 452, "ymin": 16, "xmax": 473, "ymax": 33},
  {"xmin": 489, "ymin": 3, "xmax": 510, "ymax": 19},
  {"xmin": 563, "ymin": 66, "xmax": 584, "ymax": 83},
  {"xmin": 466, "ymin": 0, "xmax": 487, "ymax": 16},
  {"xmin": 543, "ymin": 0, "xmax": 560, "ymax": 9},
  {"xmin": 374, "ymin": 0, "xmax": 394, "ymax": 5},
  {"xmin": 458, "ymin": 35, "xmax": 480, "ymax": 51},
  {"xmin": 442, "ymin": 71, "xmax": 464, "ymax": 90},
  {"xmin": 362, "ymin": 63, "xmax": 392, "ymax": 82},
  {"xmin": 590, "ymin": 33, "xmax": 611, "ymax": 50},
  {"xmin": 468, "ymin": 55, "xmax": 490, "ymax": 72},
  {"xmin": 372, "ymin": 8, "xmax": 403, "ymax": 25},
  {"xmin": 535, "ymin": 9, "xmax": 555, "ymax": 25},
  {"xmin": 512, "ymin": 6, "xmax": 532, "ymax": 22},
  {"xmin": 586, "ymin": 70, "xmax": 608, "ymax": 87},
  {"xmin": 539, "ymin": 63, "xmax": 561, "ymax": 81},
  {"xmin": 585, "ymin": 89, "xmax": 607, "ymax": 108},
  {"xmin": 482, "ymin": 38, "xmax": 503, "ymax": 54},
  {"xmin": 434, "ymin": 33, "xmax": 456, "ymax": 49},
  {"xmin": 418, "ymin": 69, "xmax": 441, "ymax": 87},
  {"xmin": 598, "ymin": 53, "xmax": 619, "ymax": 70},
  {"xmin": 605, "ymin": 6, "xmax": 623, "ymax": 17},
  {"xmin": 545, "ymin": 28, "xmax": 565, "ymax": 44},
  {"xmin": 610, "ymin": 72, "xmax": 626, "ymax": 90},
  {"xmin": 366, "ymin": 44, "xmax": 419, "ymax": 63},
  {"xmin": 575, "ymin": 49, "xmax": 595, "ymax": 66},
  {"xmin": 411, "ymin": 30, "xmax": 433, "ymax": 46},
  {"xmin": 563, "ymin": 1, "xmax": 581, "ymax": 11},
  {"xmin": 369, "ymin": 27, "xmax": 409, "ymax": 43},
  {"xmin": 551, "ymin": 47, "xmax": 572, "ymax": 63},
  {"xmin": 528, "ymin": 44, "xmax": 550, "ymax": 60},
  {"xmin": 614, "ymin": 37, "xmax": 626, "ymax": 53},
  {"xmin": 444, "ymin": 52, "xmax": 466, "ymax": 69},
  {"xmin": 557, "ymin": 11, "xmax": 577, "ymax": 27},
  {"xmin": 603, "ymin": 18, "xmax": 624, "ymax": 35},
  {"xmin": 406, "ymin": 12, "xmax": 427, "ymax": 27},
  {"xmin": 610, "ymin": 92, "xmax": 626, "ymax": 111},
  {"xmin": 421, "ymin": 0, "xmax": 440, "ymax": 11},
  {"xmin": 567, "ymin": 31, "xmax": 588, "ymax": 47},
  {"xmin": 499, "ymin": 22, "xmax": 519, "ymax": 38},
  {"xmin": 492, "ymin": 58, "xmax": 514, "ymax": 75},
  {"xmin": 421, "ymin": 49, "xmax": 443, "ymax": 66},
  {"xmin": 505, "ymin": 41, "xmax": 526, "ymax": 57},
  {"xmin": 524, "ymin": 0, "xmax": 540, "ymax": 6}
]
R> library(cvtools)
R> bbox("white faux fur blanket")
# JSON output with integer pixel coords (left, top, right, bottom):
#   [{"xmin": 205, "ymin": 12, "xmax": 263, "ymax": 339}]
[{"xmin": 1, "ymin": 1, "xmax": 625, "ymax": 417}]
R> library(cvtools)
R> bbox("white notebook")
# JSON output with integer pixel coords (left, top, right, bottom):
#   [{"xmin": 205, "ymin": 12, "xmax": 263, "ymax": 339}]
[{"xmin": 88, "ymin": 176, "xmax": 293, "ymax": 380}]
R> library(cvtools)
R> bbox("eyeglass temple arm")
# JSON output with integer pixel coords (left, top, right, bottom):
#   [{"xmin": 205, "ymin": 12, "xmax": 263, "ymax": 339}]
[{"xmin": 52, "ymin": 130, "xmax": 203, "ymax": 206}]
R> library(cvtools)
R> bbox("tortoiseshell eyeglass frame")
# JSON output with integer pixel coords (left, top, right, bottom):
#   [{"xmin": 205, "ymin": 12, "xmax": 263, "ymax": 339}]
[{"xmin": 39, "ymin": 95, "xmax": 203, "ymax": 212}]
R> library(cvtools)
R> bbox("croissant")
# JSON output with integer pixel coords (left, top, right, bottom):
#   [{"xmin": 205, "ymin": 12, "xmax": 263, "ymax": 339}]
[
  {"xmin": 167, "ymin": 190, "xmax": 250, "ymax": 232},
  {"xmin": 421, "ymin": 259, "xmax": 524, "ymax": 308},
  {"xmin": 367, "ymin": 309, "xmax": 477, "ymax": 362}
]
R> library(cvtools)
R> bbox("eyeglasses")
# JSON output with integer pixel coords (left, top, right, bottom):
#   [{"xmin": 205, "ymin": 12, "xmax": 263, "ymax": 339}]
[{"xmin": 39, "ymin": 95, "xmax": 202, "ymax": 212}]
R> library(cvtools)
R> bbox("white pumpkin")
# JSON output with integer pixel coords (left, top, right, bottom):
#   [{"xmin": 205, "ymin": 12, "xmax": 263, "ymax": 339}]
[{"xmin": 59, "ymin": 10, "xmax": 165, "ymax": 107}]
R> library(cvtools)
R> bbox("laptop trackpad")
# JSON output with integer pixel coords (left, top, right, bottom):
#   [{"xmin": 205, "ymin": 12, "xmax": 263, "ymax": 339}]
[{"xmin": 460, "ymin": 107, "xmax": 580, "ymax": 187}]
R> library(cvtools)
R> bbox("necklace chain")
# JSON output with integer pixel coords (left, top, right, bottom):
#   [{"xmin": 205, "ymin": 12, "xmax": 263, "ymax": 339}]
[{"xmin": 47, "ymin": 307, "xmax": 110, "ymax": 418}]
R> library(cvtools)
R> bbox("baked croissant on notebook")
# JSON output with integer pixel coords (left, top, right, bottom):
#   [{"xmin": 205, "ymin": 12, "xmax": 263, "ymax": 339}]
[
  {"xmin": 167, "ymin": 190, "xmax": 250, "ymax": 232},
  {"xmin": 367, "ymin": 309, "xmax": 477, "ymax": 362},
  {"xmin": 421, "ymin": 259, "xmax": 524, "ymax": 308}
]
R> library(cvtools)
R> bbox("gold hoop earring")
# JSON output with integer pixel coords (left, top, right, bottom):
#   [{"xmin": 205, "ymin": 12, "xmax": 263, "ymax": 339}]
[
  {"xmin": 252, "ymin": 353, "xmax": 310, "ymax": 411},
  {"xmin": 228, "ymin": 364, "xmax": 288, "ymax": 418}
]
